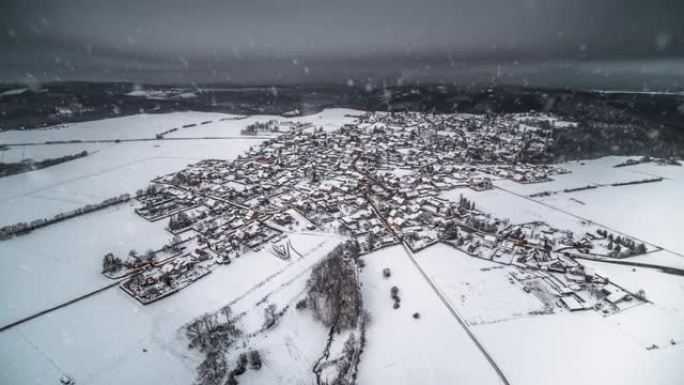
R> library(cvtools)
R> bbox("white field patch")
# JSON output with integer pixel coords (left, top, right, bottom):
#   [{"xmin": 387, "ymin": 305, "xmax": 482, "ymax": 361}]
[
  {"xmin": 0, "ymin": 111, "xmax": 235, "ymax": 143},
  {"xmin": 287, "ymin": 108, "xmax": 362, "ymax": 133},
  {"xmin": 386, "ymin": 167, "xmax": 414, "ymax": 178},
  {"xmin": 509, "ymin": 113, "xmax": 578, "ymax": 128},
  {"xmin": 464, "ymin": 248, "xmax": 684, "ymax": 385},
  {"xmin": 444, "ymin": 158, "xmax": 684, "ymax": 260},
  {"xmin": 0, "ymin": 142, "xmax": 111, "ymax": 162},
  {"xmin": 489, "ymin": 156, "xmax": 684, "ymax": 255},
  {"xmin": 414, "ymin": 244, "xmax": 547, "ymax": 325},
  {"xmin": 475, "ymin": 310, "xmax": 683, "ymax": 385},
  {"xmin": 235, "ymin": 308, "xmax": 330, "ymax": 385},
  {"xmin": 578, "ymin": 261, "xmax": 684, "ymax": 352},
  {"xmin": 166, "ymin": 108, "xmax": 361, "ymax": 138},
  {"xmin": 0, "ymin": 195, "xmax": 85, "ymax": 227},
  {"xmin": 629, "ymin": 250, "xmax": 684, "ymax": 270},
  {"xmin": 179, "ymin": 232, "xmax": 341, "ymax": 385},
  {"xmin": 0, "ymin": 329, "xmax": 64, "ymax": 385},
  {"xmin": 627, "ymin": 161, "xmax": 684, "ymax": 180},
  {"xmin": 1, "ymin": 232, "xmax": 339, "ymax": 385},
  {"xmin": 0, "ymin": 138, "xmax": 260, "ymax": 226},
  {"xmin": 493, "ymin": 156, "xmax": 664, "ymax": 195},
  {"xmin": 441, "ymin": 187, "xmax": 590, "ymax": 236},
  {"xmin": 535, "ymin": 174, "xmax": 684, "ymax": 255},
  {"xmin": 126, "ymin": 89, "xmax": 197, "ymax": 99},
  {"xmin": 581, "ymin": 260, "xmax": 684, "ymax": 323},
  {"xmin": 357, "ymin": 245, "xmax": 504, "ymax": 385},
  {"xmin": 0, "ymin": 88, "xmax": 28, "ymax": 97},
  {"xmin": 216, "ymin": 249, "xmax": 335, "ymax": 385},
  {"xmin": 0, "ymin": 201, "xmax": 170, "ymax": 326}
]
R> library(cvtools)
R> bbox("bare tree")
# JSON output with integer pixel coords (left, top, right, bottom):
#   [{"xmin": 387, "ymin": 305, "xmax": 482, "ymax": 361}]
[
  {"xmin": 307, "ymin": 241, "xmax": 362, "ymax": 330},
  {"xmin": 102, "ymin": 252, "xmax": 122, "ymax": 274},
  {"xmin": 186, "ymin": 313, "xmax": 217, "ymax": 351},
  {"xmin": 196, "ymin": 350, "xmax": 227, "ymax": 385},
  {"xmin": 263, "ymin": 304, "xmax": 278, "ymax": 330},
  {"xmin": 249, "ymin": 350, "xmax": 262, "ymax": 370}
]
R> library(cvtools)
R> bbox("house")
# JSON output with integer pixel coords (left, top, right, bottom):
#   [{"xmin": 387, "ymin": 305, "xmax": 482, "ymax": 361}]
[
  {"xmin": 483, "ymin": 234, "xmax": 498, "ymax": 248},
  {"xmin": 603, "ymin": 286, "xmax": 631, "ymax": 304},
  {"xmin": 500, "ymin": 240, "xmax": 515, "ymax": 252},
  {"xmin": 560, "ymin": 295, "xmax": 585, "ymax": 311}
]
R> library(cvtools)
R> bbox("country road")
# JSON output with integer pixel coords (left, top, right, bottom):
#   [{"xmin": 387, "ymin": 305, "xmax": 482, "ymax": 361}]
[{"xmin": 0, "ymin": 279, "xmax": 123, "ymax": 332}]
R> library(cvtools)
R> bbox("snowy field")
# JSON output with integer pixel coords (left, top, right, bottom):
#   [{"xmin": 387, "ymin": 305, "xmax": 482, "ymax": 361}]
[
  {"xmin": 0, "ymin": 142, "xmax": 111, "ymax": 162},
  {"xmin": 494, "ymin": 156, "xmax": 663, "ymax": 195},
  {"xmin": 0, "ymin": 111, "xmax": 233, "ymax": 143},
  {"xmin": 534, "ymin": 165, "xmax": 684, "ymax": 256},
  {"xmin": 0, "ymin": 201, "xmax": 170, "ymax": 326},
  {"xmin": 441, "ymin": 186, "xmax": 592, "ymax": 237},
  {"xmin": 492, "ymin": 157, "xmax": 684, "ymax": 255},
  {"xmin": 412, "ymin": 244, "xmax": 684, "ymax": 385},
  {"xmin": 475, "ymin": 310, "xmax": 682, "ymax": 385},
  {"xmin": 414, "ymin": 244, "xmax": 547, "ymax": 325},
  {"xmin": 443, "ymin": 157, "xmax": 684, "ymax": 261},
  {"xmin": 0, "ymin": 232, "xmax": 340, "ymax": 385},
  {"xmin": 165, "ymin": 108, "xmax": 360, "ymax": 138},
  {"xmin": 0, "ymin": 139, "xmax": 259, "ymax": 226},
  {"xmin": 1, "ymin": 110, "xmax": 683, "ymax": 384},
  {"xmin": 473, "ymin": 256, "xmax": 684, "ymax": 385},
  {"xmin": 630, "ymin": 250, "xmax": 684, "ymax": 270},
  {"xmin": 357, "ymin": 245, "xmax": 504, "ymax": 385}
]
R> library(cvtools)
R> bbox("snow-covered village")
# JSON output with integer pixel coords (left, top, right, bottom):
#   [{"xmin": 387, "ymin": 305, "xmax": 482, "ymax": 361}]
[
  {"xmin": 3, "ymin": 1, "xmax": 684, "ymax": 384},
  {"xmin": 1, "ymin": 104, "xmax": 683, "ymax": 385}
]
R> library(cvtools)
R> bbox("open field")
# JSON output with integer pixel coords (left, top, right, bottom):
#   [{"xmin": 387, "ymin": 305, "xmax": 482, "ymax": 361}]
[
  {"xmin": 1, "ymin": 110, "xmax": 683, "ymax": 385},
  {"xmin": 412, "ymin": 245, "xmax": 684, "ymax": 385},
  {"xmin": 0, "ymin": 202, "xmax": 170, "ymax": 326},
  {"xmin": 357, "ymin": 245, "xmax": 505, "ymax": 385},
  {"xmin": 0, "ymin": 231, "xmax": 340, "ymax": 385},
  {"xmin": 493, "ymin": 157, "xmax": 684, "ymax": 255}
]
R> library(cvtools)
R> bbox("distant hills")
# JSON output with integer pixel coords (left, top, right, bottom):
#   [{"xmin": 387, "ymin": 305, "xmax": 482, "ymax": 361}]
[{"xmin": 1, "ymin": 82, "xmax": 683, "ymax": 160}]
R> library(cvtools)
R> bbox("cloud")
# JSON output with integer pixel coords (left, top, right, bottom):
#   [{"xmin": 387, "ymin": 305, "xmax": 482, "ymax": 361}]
[{"xmin": 0, "ymin": 0, "xmax": 682, "ymax": 87}]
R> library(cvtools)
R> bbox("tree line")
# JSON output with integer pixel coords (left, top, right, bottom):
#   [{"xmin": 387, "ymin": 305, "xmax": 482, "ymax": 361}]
[
  {"xmin": 306, "ymin": 240, "xmax": 362, "ymax": 331},
  {"xmin": 0, "ymin": 193, "xmax": 130, "ymax": 240},
  {"xmin": 0, "ymin": 150, "xmax": 88, "ymax": 178}
]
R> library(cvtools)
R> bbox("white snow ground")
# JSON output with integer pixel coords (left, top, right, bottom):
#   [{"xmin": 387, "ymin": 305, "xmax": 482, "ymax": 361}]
[
  {"xmin": 1, "ymin": 111, "xmax": 683, "ymax": 385},
  {"xmin": 0, "ymin": 232, "xmax": 340, "ymax": 385},
  {"xmin": 475, "ymin": 311, "xmax": 682, "ymax": 385},
  {"xmin": 413, "ymin": 242, "xmax": 684, "ymax": 385},
  {"xmin": 0, "ymin": 111, "xmax": 231, "ymax": 143},
  {"xmin": 0, "ymin": 142, "xmax": 110, "ymax": 163},
  {"xmin": 0, "ymin": 139, "xmax": 261, "ymax": 226},
  {"xmin": 492, "ymin": 157, "xmax": 684, "ymax": 255},
  {"xmin": 414, "ymin": 244, "xmax": 547, "ymax": 325},
  {"xmin": 357, "ymin": 245, "xmax": 504, "ymax": 385},
  {"xmin": 0, "ymin": 201, "xmax": 170, "ymax": 326}
]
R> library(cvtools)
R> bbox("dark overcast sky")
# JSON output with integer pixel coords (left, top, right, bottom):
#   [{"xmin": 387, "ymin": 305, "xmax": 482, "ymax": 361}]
[{"xmin": 1, "ymin": 0, "xmax": 683, "ymax": 89}]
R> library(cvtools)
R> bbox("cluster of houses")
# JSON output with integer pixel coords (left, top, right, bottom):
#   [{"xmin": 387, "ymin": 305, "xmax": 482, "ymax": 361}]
[
  {"xmin": 119, "ymin": 244, "xmax": 214, "ymax": 304},
  {"xmin": 442, "ymin": 217, "xmax": 643, "ymax": 314},
  {"xmin": 107, "ymin": 111, "xmax": 641, "ymax": 310},
  {"xmin": 242, "ymin": 119, "xmax": 312, "ymax": 135}
]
